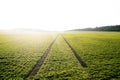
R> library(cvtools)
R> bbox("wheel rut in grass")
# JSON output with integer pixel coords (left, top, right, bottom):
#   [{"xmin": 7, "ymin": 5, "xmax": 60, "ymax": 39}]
[
  {"xmin": 61, "ymin": 35, "xmax": 87, "ymax": 68},
  {"xmin": 25, "ymin": 35, "xmax": 58, "ymax": 79}
]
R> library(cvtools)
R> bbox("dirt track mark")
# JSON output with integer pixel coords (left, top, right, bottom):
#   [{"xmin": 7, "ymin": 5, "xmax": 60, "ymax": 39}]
[
  {"xmin": 25, "ymin": 35, "xmax": 58, "ymax": 79},
  {"xmin": 61, "ymin": 35, "xmax": 87, "ymax": 68}
]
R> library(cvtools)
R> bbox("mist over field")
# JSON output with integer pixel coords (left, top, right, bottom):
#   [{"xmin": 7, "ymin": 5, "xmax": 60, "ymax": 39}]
[
  {"xmin": 0, "ymin": 0, "xmax": 120, "ymax": 80},
  {"xmin": 0, "ymin": 31, "xmax": 120, "ymax": 80}
]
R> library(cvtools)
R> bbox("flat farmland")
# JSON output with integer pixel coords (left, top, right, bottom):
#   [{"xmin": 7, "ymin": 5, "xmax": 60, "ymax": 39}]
[
  {"xmin": 0, "ymin": 32, "xmax": 56, "ymax": 79},
  {"xmin": 63, "ymin": 32, "xmax": 120, "ymax": 80},
  {"xmin": 0, "ymin": 32, "xmax": 120, "ymax": 80},
  {"xmin": 33, "ymin": 36, "xmax": 88, "ymax": 80}
]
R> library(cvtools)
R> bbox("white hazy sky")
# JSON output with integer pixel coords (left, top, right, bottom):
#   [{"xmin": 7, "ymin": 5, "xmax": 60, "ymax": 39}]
[{"xmin": 0, "ymin": 0, "xmax": 120, "ymax": 31}]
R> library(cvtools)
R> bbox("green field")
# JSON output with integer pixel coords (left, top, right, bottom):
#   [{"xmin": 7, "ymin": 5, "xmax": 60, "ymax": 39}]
[
  {"xmin": 63, "ymin": 32, "xmax": 120, "ymax": 80},
  {"xmin": 0, "ymin": 32, "xmax": 120, "ymax": 80},
  {"xmin": 0, "ymin": 32, "xmax": 56, "ymax": 79}
]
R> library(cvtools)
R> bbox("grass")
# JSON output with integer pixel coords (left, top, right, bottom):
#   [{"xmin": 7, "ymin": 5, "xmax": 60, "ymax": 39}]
[
  {"xmin": 0, "ymin": 32, "xmax": 55, "ymax": 79},
  {"xmin": 63, "ymin": 32, "xmax": 120, "ymax": 80},
  {"xmin": 0, "ymin": 31, "xmax": 120, "ymax": 80},
  {"xmin": 34, "ymin": 35, "xmax": 88, "ymax": 80}
]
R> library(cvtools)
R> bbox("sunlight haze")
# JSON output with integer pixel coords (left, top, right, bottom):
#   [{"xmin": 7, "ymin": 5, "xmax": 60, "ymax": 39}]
[{"xmin": 0, "ymin": 0, "xmax": 120, "ymax": 31}]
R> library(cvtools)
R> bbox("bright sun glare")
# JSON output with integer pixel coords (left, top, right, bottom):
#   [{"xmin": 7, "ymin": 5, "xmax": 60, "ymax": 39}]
[{"xmin": 0, "ymin": 0, "xmax": 120, "ymax": 31}]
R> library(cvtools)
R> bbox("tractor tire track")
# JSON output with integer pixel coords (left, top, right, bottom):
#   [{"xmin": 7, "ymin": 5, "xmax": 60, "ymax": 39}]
[
  {"xmin": 61, "ymin": 35, "xmax": 87, "ymax": 68},
  {"xmin": 25, "ymin": 35, "xmax": 58, "ymax": 79}
]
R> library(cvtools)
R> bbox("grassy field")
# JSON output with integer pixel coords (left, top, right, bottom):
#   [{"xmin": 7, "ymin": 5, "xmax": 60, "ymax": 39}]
[
  {"xmin": 0, "ymin": 31, "xmax": 120, "ymax": 80},
  {"xmin": 63, "ymin": 32, "xmax": 120, "ymax": 80},
  {"xmin": 33, "ymin": 36, "xmax": 88, "ymax": 80},
  {"xmin": 0, "ymin": 32, "xmax": 56, "ymax": 79}
]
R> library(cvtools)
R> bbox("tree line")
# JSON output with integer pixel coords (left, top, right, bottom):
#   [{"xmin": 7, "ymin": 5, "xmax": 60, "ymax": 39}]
[{"xmin": 71, "ymin": 25, "xmax": 120, "ymax": 31}]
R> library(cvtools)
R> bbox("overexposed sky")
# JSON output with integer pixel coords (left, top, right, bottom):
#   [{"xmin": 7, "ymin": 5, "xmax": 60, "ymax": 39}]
[{"xmin": 0, "ymin": 0, "xmax": 120, "ymax": 31}]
